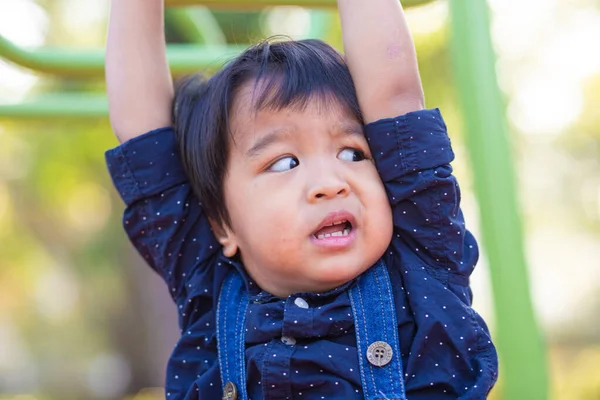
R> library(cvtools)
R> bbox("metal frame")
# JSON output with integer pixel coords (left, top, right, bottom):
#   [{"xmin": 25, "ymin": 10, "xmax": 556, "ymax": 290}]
[
  {"xmin": 449, "ymin": 2, "xmax": 548, "ymax": 398},
  {"xmin": 0, "ymin": 35, "xmax": 246, "ymax": 77},
  {"xmin": 164, "ymin": 0, "xmax": 431, "ymax": 8}
]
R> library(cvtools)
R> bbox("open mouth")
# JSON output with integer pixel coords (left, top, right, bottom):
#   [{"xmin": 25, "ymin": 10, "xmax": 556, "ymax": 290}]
[
  {"xmin": 310, "ymin": 211, "xmax": 357, "ymax": 249},
  {"xmin": 313, "ymin": 210, "xmax": 354, "ymax": 239},
  {"xmin": 313, "ymin": 220, "xmax": 353, "ymax": 239}
]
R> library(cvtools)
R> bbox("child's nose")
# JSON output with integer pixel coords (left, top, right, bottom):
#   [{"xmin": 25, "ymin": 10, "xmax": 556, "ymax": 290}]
[{"xmin": 307, "ymin": 175, "xmax": 351, "ymax": 202}]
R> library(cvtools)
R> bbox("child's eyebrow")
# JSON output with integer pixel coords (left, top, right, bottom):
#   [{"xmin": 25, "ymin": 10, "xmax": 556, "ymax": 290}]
[
  {"xmin": 245, "ymin": 127, "xmax": 294, "ymax": 159},
  {"xmin": 245, "ymin": 123, "xmax": 364, "ymax": 159},
  {"xmin": 337, "ymin": 124, "xmax": 364, "ymax": 138}
]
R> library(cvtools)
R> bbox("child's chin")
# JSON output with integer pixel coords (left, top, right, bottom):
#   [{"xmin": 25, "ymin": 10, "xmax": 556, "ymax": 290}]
[{"xmin": 310, "ymin": 260, "xmax": 372, "ymax": 288}]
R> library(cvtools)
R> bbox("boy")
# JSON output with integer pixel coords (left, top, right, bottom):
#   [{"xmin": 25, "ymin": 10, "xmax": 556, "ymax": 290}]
[{"xmin": 105, "ymin": 0, "xmax": 498, "ymax": 398}]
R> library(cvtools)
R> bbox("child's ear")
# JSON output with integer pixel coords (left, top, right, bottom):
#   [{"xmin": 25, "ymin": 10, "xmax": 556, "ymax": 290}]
[{"xmin": 209, "ymin": 218, "xmax": 238, "ymax": 258}]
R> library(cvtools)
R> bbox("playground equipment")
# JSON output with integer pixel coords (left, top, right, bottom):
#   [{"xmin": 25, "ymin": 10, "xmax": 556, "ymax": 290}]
[
  {"xmin": 0, "ymin": 1, "xmax": 548, "ymax": 398},
  {"xmin": 165, "ymin": 0, "xmax": 431, "ymax": 7}
]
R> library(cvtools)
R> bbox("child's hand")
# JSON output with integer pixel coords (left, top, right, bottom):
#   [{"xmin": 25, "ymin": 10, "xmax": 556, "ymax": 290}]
[
  {"xmin": 337, "ymin": 0, "xmax": 424, "ymax": 123},
  {"xmin": 106, "ymin": 0, "xmax": 173, "ymax": 143}
]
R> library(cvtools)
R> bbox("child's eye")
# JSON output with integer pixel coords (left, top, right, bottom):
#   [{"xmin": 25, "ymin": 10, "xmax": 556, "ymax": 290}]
[
  {"xmin": 338, "ymin": 148, "xmax": 367, "ymax": 162},
  {"xmin": 268, "ymin": 156, "xmax": 299, "ymax": 172}
]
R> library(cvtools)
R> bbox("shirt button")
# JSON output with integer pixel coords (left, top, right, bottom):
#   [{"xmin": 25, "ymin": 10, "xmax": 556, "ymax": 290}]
[
  {"xmin": 294, "ymin": 297, "xmax": 309, "ymax": 309},
  {"xmin": 281, "ymin": 336, "xmax": 297, "ymax": 346},
  {"xmin": 366, "ymin": 341, "xmax": 393, "ymax": 367},
  {"xmin": 223, "ymin": 382, "xmax": 237, "ymax": 400}
]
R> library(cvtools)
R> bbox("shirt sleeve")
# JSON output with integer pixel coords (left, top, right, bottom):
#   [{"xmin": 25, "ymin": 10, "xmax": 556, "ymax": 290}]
[
  {"xmin": 365, "ymin": 108, "xmax": 478, "ymax": 280},
  {"xmin": 105, "ymin": 127, "xmax": 220, "ymax": 302}
]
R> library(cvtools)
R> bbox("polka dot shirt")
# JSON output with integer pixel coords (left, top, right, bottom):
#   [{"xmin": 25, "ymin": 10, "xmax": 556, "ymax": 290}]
[{"xmin": 105, "ymin": 108, "xmax": 498, "ymax": 399}]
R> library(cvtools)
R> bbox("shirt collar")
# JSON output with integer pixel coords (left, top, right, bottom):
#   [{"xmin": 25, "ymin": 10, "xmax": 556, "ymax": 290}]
[{"xmin": 219, "ymin": 254, "xmax": 358, "ymax": 301}]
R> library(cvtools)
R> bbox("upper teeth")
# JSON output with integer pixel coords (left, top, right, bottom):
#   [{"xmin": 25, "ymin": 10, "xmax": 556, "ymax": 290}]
[
  {"xmin": 315, "ymin": 228, "xmax": 351, "ymax": 239},
  {"xmin": 325, "ymin": 220, "xmax": 347, "ymax": 227}
]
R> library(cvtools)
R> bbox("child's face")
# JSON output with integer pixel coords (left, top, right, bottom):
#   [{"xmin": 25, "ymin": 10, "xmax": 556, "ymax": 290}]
[{"xmin": 216, "ymin": 84, "xmax": 393, "ymax": 297}]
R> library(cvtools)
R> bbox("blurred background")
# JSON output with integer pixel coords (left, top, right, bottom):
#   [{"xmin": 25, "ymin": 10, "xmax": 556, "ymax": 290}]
[{"xmin": 0, "ymin": 0, "xmax": 599, "ymax": 399}]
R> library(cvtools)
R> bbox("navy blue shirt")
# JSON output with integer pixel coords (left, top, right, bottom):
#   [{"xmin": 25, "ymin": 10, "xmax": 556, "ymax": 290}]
[{"xmin": 106, "ymin": 109, "xmax": 498, "ymax": 399}]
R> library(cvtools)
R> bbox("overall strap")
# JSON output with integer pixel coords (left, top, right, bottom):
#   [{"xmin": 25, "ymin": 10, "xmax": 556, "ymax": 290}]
[
  {"xmin": 349, "ymin": 259, "xmax": 407, "ymax": 400},
  {"xmin": 216, "ymin": 270, "xmax": 249, "ymax": 400}
]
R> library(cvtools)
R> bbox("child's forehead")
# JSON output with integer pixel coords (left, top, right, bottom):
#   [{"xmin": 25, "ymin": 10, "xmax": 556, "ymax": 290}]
[
  {"xmin": 230, "ymin": 82, "xmax": 359, "ymax": 131},
  {"xmin": 229, "ymin": 103, "xmax": 361, "ymax": 152}
]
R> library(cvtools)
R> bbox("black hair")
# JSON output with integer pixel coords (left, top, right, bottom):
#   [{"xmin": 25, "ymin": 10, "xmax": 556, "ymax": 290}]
[{"xmin": 172, "ymin": 37, "xmax": 362, "ymax": 228}]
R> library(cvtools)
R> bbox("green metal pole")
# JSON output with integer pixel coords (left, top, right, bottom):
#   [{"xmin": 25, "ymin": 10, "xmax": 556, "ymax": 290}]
[
  {"xmin": 166, "ymin": 7, "xmax": 227, "ymax": 45},
  {"xmin": 0, "ymin": 0, "xmax": 432, "ymax": 77},
  {"xmin": 0, "ymin": 34, "xmax": 245, "ymax": 77},
  {"xmin": 0, "ymin": 94, "xmax": 108, "ymax": 119},
  {"xmin": 165, "ymin": 0, "xmax": 431, "ymax": 8},
  {"xmin": 448, "ymin": 1, "xmax": 548, "ymax": 399}
]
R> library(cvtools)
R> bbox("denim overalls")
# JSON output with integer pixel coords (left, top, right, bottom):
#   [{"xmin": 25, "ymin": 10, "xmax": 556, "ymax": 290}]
[{"xmin": 216, "ymin": 259, "xmax": 407, "ymax": 400}]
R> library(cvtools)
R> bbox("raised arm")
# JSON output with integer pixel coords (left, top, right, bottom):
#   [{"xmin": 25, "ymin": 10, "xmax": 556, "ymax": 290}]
[
  {"xmin": 337, "ymin": 0, "xmax": 424, "ymax": 123},
  {"xmin": 106, "ymin": 0, "xmax": 173, "ymax": 142}
]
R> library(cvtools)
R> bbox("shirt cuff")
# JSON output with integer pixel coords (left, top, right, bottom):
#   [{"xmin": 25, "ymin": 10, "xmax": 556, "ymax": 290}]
[
  {"xmin": 364, "ymin": 108, "xmax": 454, "ymax": 182},
  {"xmin": 105, "ymin": 127, "xmax": 188, "ymax": 205}
]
